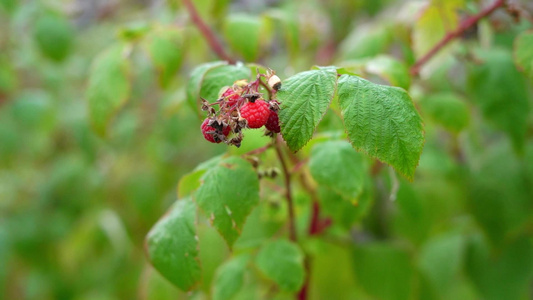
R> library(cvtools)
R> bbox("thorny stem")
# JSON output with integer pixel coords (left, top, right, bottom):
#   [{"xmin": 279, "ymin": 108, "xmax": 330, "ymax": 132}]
[
  {"xmin": 182, "ymin": 0, "xmax": 235, "ymax": 63},
  {"xmin": 410, "ymin": 0, "xmax": 506, "ymax": 76},
  {"xmin": 274, "ymin": 135, "xmax": 297, "ymax": 242}
]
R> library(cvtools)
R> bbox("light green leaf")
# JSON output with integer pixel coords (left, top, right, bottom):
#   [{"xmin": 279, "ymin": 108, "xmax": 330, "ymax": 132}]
[
  {"xmin": 146, "ymin": 198, "xmax": 201, "ymax": 291},
  {"xmin": 199, "ymin": 63, "xmax": 251, "ymax": 103},
  {"xmin": 468, "ymin": 48, "xmax": 529, "ymax": 152},
  {"xmin": 514, "ymin": 30, "xmax": 533, "ymax": 79},
  {"xmin": 418, "ymin": 233, "xmax": 464, "ymax": 296},
  {"xmin": 186, "ymin": 61, "xmax": 227, "ymax": 115},
  {"xmin": 195, "ymin": 156, "xmax": 259, "ymax": 247},
  {"xmin": 421, "ymin": 92, "xmax": 469, "ymax": 133},
  {"xmin": 365, "ymin": 55, "xmax": 411, "ymax": 90},
  {"xmin": 144, "ymin": 27, "xmax": 183, "ymax": 88},
  {"xmin": 277, "ymin": 67, "xmax": 338, "ymax": 151},
  {"xmin": 33, "ymin": 13, "xmax": 74, "ymax": 62},
  {"xmin": 309, "ymin": 140, "xmax": 366, "ymax": 202},
  {"xmin": 87, "ymin": 44, "xmax": 131, "ymax": 136},
  {"xmin": 255, "ymin": 239, "xmax": 305, "ymax": 292},
  {"xmin": 223, "ymin": 14, "xmax": 261, "ymax": 62},
  {"xmin": 212, "ymin": 254, "xmax": 250, "ymax": 300},
  {"xmin": 340, "ymin": 24, "xmax": 393, "ymax": 60},
  {"xmin": 337, "ymin": 75, "xmax": 424, "ymax": 180}
]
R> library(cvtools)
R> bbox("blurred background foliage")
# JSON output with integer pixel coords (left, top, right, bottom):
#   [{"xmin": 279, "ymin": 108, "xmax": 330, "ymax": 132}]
[{"xmin": 1, "ymin": 0, "xmax": 533, "ymax": 299}]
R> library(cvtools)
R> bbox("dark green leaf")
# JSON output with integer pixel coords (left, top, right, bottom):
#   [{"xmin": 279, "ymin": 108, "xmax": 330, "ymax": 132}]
[
  {"xmin": 195, "ymin": 156, "xmax": 259, "ymax": 247},
  {"xmin": 87, "ymin": 44, "xmax": 131, "ymax": 136},
  {"xmin": 277, "ymin": 67, "xmax": 338, "ymax": 151},
  {"xmin": 337, "ymin": 75, "xmax": 424, "ymax": 180},
  {"xmin": 255, "ymin": 239, "xmax": 305, "ymax": 292},
  {"xmin": 33, "ymin": 13, "xmax": 74, "ymax": 62},
  {"xmin": 146, "ymin": 198, "xmax": 201, "ymax": 291}
]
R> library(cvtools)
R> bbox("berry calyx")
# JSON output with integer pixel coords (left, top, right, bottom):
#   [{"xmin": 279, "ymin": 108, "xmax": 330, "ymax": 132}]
[
  {"xmin": 265, "ymin": 110, "xmax": 281, "ymax": 133},
  {"xmin": 201, "ymin": 118, "xmax": 231, "ymax": 143},
  {"xmin": 240, "ymin": 100, "xmax": 270, "ymax": 129}
]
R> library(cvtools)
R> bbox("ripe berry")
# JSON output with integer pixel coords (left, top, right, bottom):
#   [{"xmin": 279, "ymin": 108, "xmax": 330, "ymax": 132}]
[
  {"xmin": 201, "ymin": 118, "xmax": 230, "ymax": 143},
  {"xmin": 240, "ymin": 100, "xmax": 270, "ymax": 129},
  {"xmin": 265, "ymin": 110, "xmax": 281, "ymax": 133},
  {"xmin": 221, "ymin": 87, "xmax": 240, "ymax": 107}
]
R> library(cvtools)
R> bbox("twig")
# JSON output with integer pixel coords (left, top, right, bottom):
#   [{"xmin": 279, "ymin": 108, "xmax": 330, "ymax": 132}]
[
  {"xmin": 182, "ymin": 0, "xmax": 235, "ymax": 63},
  {"xmin": 274, "ymin": 135, "xmax": 297, "ymax": 242},
  {"xmin": 410, "ymin": 0, "xmax": 506, "ymax": 76}
]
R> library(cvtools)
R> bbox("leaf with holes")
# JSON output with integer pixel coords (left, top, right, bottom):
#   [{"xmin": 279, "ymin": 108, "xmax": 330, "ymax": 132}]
[
  {"xmin": 255, "ymin": 239, "xmax": 305, "ymax": 292},
  {"xmin": 195, "ymin": 156, "xmax": 259, "ymax": 247},
  {"xmin": 277, "ymin": 67, "xmax": 338, "ymax": 151},
  {"xmin": 337, "ymin": 75, "xmax": 424, "ymax": 180},
  {"xmin": 145, "ymin": 198, "xmax": 201, "ymax": 291},
  {"xmin": 87, "ymin": 43, "xmax": 131, "ymax": 136}
]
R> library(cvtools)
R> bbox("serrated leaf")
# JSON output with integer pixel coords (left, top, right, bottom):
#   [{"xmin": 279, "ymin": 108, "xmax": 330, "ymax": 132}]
[
  {"xmin": 255, "ymin": 239, "xmax": 305, "ymax": 292},
  {"xmin": 195, "ymin": 156, "xmax": 259, "ymax": 247},
  {"xmin": 87, "ymin": 44, "xmax": 131, "ymax": 136},
  {"xmin": 223, "ymin": 14, "xmax": 261, "ymax": 61},
  {"xmin": 421, "ymin": 92, "xmax": 469, "ymax": 133},
  {"xmin": 145, "ymin": 198, "xmax": 201, "ymax": 291},
  {"xmin": 365, "ymin": 55, "xmax": 411, "ymax": 90},
  {"xmin": 33, "ymin": 13, "xmax": 74, "ymax": 62},
  {"xmin": 186, "ymin": 61, "xmax": 227, "ymax": 115},
  {"xmin": 277, "ymin": 67, "xmax": 338, "ymax": 151},
  {"xmin": 144, "ymin": 27, "xmax": 183, "ymax": 88},
  {"xmin": 468, "ymin": 48, "xmax": 529, "ymax": 152},
  {"xmin": 309, "ymin": 140, "xmax": 365, "ymax": 202},
  {"xmin": 514, "ymin": 30, "xmax": 533, "ymax": 80},
  {"xmin": 212, "ymin": 254, "xmax": 250, "ymax": 300},
  {"xmin": 337, "ymin": 75, "xmax": 424, "ymax": 180}
]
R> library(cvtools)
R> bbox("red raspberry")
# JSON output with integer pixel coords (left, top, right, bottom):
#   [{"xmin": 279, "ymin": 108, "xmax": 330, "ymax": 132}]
[
  {"xmin": 201, "ymin": 118, "xmax": 231, "ymax": 143},
  {"xmin": 265, "ymin": 110, "xmax": 280, "ymax": 133},
  {"xmin": 240, "ymin": 100, "xmax": 270, "ymax": 129},
  {"xmin": 221, "ymin": 88, "xmax": 240, "ymax": 107}
]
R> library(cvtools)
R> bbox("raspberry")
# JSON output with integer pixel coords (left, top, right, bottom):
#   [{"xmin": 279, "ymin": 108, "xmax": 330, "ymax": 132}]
[
  {"xmin": 240, "ymin": 100, "xmax": 270, "ymax": 129},
  {"xmin": 201, "ymin": 118, "xmax": 231, "ymax": 143},
  {"xmin": 221, "ymin": 87, "xmax": 240, "ymax": 107},
  {"xmin": 265, "ymin": 110, "xmax": 281, "ymax": 133}
]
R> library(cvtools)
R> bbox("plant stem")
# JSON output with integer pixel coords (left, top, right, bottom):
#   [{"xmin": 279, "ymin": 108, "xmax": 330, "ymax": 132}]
[
  {"xmin": 410, "ymin": 0, "xmax": 506, "ymax": 76},
  {"xmin": 274, "ymin": 135, "xmax": 297, "ymax": 242},
  {"xmin": 182, "ymin": 0, "xmax": 235, "ymax": 63}
]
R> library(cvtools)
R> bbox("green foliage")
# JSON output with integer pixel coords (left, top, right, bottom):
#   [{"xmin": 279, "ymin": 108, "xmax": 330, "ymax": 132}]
[
  {"xmin": 212, "ymin": 254, "xmax": 250, "ymax": 300},
  {"xmin": 420, "ymin": 92, "xmax": 470, "ymax": 133},
  {"xmin": 514, "ymin": 30, "xmax": 533, "ymax": 80},
  {"xmin": 144, "ymin": 27, "xmax": 184, "ymax": 88},
  {"xmin": 256, "ymin": 239, "xmax": 305, "ymax": 292},
  {"xmin": 86, "ymin": 43, "xmax": 131, "ymax": 136},
  {"xmin": 223, "ymin": 14, "xmax": 262, "ymax": 62},
  {"xmin": 33, "ymin": 13, "xmax": 74, "ymax": 62},
  {"xmin": 195, "ymin": 156, "xmax": 260, "ymax": 247},
  {"xmin": 277, "ymin": 67, "xmax": 338, "ymax": 151},
  {"xmin": 146, "ymin": 198, "xmax": 201, "ymax": 291},
  {"xmin": 337, "ymin": 75, "xmax": 424, "ymax": 180}
]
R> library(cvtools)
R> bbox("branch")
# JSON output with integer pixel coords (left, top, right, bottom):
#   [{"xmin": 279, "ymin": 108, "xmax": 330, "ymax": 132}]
[
  {"xmin": 410, "ymin": 0, "xmax": 506, "ymax": 76},
  {"xmin": 182, "ymin": 0, "xmax": 235, "ymax": 63},
  {"xmin": 274, "ymin": 135, "xmax": 297, "ymax": 242}
]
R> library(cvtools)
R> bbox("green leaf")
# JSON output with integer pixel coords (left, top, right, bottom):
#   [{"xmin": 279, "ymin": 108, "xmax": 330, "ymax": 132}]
[
  {"xmin": 365, "ymin": 55, "xmax": 411, "ymax": 90},
  {"xmin": 145, "ymin": 198, "xmax": 201, "ymax": 291},
  {"xmin": 352, "ymin": 243, "xmax": 414, "ymax": 300},
  {"xmin": 223, "ymin": 14, "xmax": 261, "ymax": 62},
  {"xmin": 513, "ymin": 30, "xmax": 533, "ymax": 79},
  {"xmin": 255, "ymin": 239, "xmax": 305, "ymax": 292},
  {"xmin": 212, "ymin": 254, "xmax": 250, "ymax": 300},
  {"xmin": 86, "ymin": 44, "xmax": 131, "ymax": 136},
  {"xmin": 277, "ymin": 67, "xmax": 338, "ymax": 151},
  {"xmin": 468, "ymin": 48, "xmax": 529, "ymax": 152},
  {"xmin": 418, "ymin": 233, "xmax": 465, "ymax": 296},
  {"xmin": 309, "ymin": 140, "xmax": 366, "ymax": 202},
  {"xmin": 340, "ymin": 24, "xmax": 393, "ymax": 60},
  {"xmin": 186, "ymin": 61, "xmax": 227, "ymax": 115},
  {"xmin": 144, "ymin": 27, "xmax": 183, "ymax": 88},
  {"xmin": 337, "ymin": 75, "xmax": 424, "ymax": 180},
  {"xmin": 195, "ymin": 156, "xmax": 259, "ymax": 247},
  {"xmin": 33, "ymin": 13, "xmax": 74, "ymax": 62},
  {"xmin": 421, "ymin": 92, "xmax": 470, "ymax": 133}
]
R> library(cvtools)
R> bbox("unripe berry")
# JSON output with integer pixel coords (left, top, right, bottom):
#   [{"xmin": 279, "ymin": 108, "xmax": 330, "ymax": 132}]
[
  {"xmin": 240, "ymin": 100, "xmax": 270, "ymax": 129},
  {"xmin": 265, "ymin": 110, "xmax": 281, "ymax": 133},
  {"xmin": 201, "ymin": 118, "xmax": 230, "ymax": 143}
]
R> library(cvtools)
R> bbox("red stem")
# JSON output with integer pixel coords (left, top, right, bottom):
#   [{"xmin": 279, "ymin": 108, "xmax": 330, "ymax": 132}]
[
  {"xmin": 410, "ymin": 0, "xmax": 506, "ymax": 76},
  {"xmin": 182, "ymin": 0, "xmax": 235, "ymax": 63}
]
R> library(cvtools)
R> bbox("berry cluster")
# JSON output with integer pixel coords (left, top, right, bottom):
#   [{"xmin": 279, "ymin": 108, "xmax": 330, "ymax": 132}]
[{"xmin": 200, "ymin": 71, "xmax": 282, "ymax": 147}]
